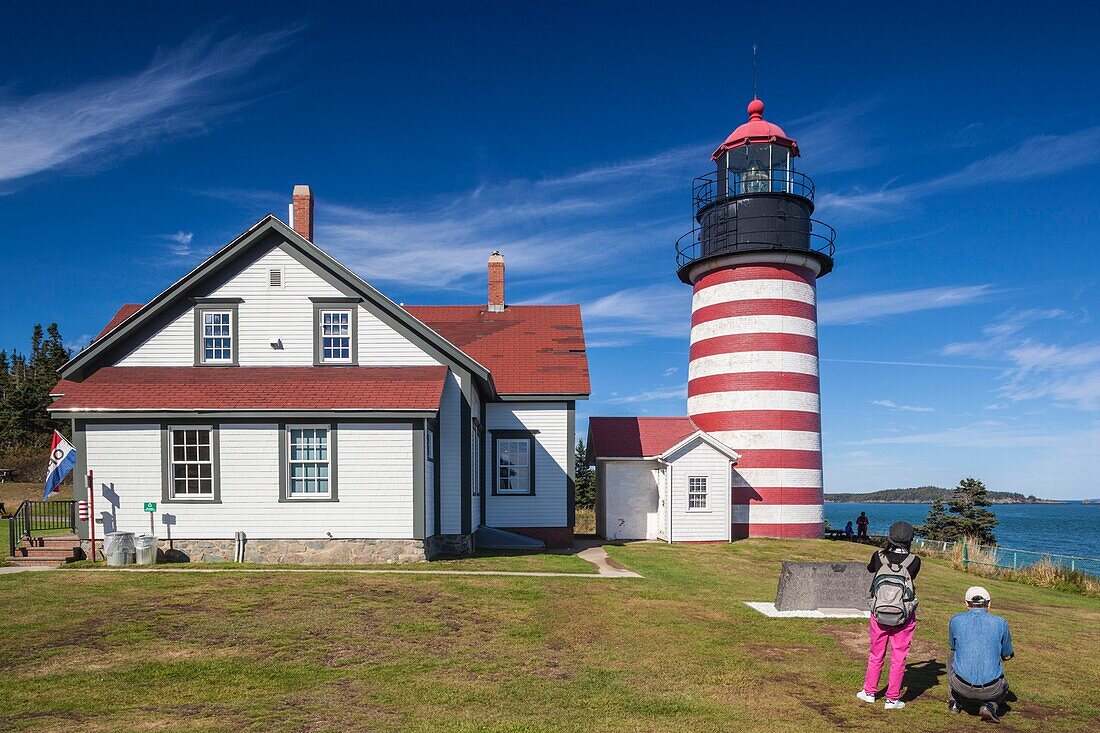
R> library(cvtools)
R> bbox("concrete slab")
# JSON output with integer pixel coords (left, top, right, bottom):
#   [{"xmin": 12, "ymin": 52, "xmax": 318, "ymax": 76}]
[
  {"xmin": 745, "ymin": 601, "xmax": 870, "ymax": 619},
  {"xmin": 0, "ymin": 566, "xmax": 55, "ymax": 574}
]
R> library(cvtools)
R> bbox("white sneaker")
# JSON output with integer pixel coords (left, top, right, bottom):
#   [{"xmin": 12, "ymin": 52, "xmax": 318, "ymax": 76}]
[
  {"xmin": 856, "ymin": 691, "xmax": 876, "ymax": 704},
  {"xmin": 884, "ymin": 699, "xmax": 906, "ymax": 710}
]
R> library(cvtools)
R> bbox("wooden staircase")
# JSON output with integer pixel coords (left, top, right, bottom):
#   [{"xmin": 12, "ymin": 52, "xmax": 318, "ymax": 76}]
[{"xmin": 8, "ymin": 534, "xmax": 83, "ymax": 568}]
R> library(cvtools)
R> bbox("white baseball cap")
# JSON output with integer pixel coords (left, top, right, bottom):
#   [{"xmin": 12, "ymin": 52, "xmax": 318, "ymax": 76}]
[{"xmin": 966, "ymin": 586, "xmax": 991, "ymax": 603}]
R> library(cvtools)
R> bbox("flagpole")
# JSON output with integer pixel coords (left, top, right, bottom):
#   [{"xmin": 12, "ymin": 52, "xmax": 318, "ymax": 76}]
[{"xmin": 87, "ymin": 469, "xmax": 96, "ymax": 563}]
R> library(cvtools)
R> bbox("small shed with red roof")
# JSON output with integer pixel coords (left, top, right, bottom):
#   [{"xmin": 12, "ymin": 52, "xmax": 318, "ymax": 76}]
[{"xmin": 587, "ymin": 417, "xmax": 739, "ymax": 541}]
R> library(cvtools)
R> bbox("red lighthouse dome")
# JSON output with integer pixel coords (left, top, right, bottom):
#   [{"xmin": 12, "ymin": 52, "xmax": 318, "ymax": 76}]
[{"xmin": 712, "ymin": 99, "xmax": 800, "ymax": 161}]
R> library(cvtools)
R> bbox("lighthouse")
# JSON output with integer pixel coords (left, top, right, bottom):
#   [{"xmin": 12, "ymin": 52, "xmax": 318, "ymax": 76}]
[{"xmin": 677, "ymin": 98, "xmax": 835, "ymax": 539}]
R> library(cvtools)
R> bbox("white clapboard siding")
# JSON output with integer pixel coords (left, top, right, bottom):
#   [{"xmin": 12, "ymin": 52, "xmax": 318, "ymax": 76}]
[
  {"xmin": 359, "ymin": 309, "xmax": 439, "ymax": 365},
  {"xmin": 118, "ymin": 245, "xmax": 438, "ymax": 367},
  {"xmin": 438, "ymin": 373, "xmax": 463, "ymax": 534},
  {"xmin": 484, "ymin": 402, "xmax": 569, "ymax": 528},
  {"xmin": 666, "ymin": 439, "xmax": 731, "ymax": 542},
  {"xmin": 601, "ymin": 460, "xmax": 660, "ymax": 540},
  {"xmin": 86, "ymin": 422, "xmax": 415, "ymax": 539}
]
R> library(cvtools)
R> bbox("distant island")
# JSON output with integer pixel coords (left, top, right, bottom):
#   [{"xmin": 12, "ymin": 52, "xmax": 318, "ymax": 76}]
[{"xmin": 825, "ymin": 486, "xmax": 1063, "ymax": 504}]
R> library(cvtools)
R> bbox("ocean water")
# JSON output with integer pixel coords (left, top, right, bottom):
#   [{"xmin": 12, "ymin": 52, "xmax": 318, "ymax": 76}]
[{"xmin": 825, "ymin": 502, "xmax": 1100, "ymax": 575}]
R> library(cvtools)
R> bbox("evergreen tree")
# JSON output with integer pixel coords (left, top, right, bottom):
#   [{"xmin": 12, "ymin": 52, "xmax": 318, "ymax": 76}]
[
  {"xmin": 947, "ymin": 476, "xmax": 999, "ymax": 545},
  {"xmin": 0, "ymin": 324, "xmax": 73, "ymax": 452},
  {"xmin": 574, "ymin": 438, "xmax": 595, "ymax": 509},
  {"xmin": 917, "ymin": 498, "xmax": 953, "ymax": 541},
  {"xmin": 917, "ymin": 477, "xmax": 999, "ymax": 545}
]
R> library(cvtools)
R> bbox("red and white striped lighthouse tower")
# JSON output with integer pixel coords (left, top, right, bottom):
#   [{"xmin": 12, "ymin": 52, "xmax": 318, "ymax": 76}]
[{"xmin": 676, "ymin": 98, "xmax": 836, "ymax": 539}]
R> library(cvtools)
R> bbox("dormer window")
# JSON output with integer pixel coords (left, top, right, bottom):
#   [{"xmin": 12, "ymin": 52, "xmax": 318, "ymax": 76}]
[
  {"xmin": 311, "ymin": 297, "xmax": 361, "ymax": 365},
  {"xmin": 193, "ymin": 299, "xmax": 241, "ymax": 366},
  {"xmin": 203, "ymin": 312, "xmax": 233, "ymax": 362},
  {"xmin": 321, "ymin": 310, "xmax": 351, "ymax": 362}
]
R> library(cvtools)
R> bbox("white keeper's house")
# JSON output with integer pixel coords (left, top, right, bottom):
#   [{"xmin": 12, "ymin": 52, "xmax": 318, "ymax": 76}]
[{"xmin": 51, "ymin": 186, "xmax": 589, "ymax": 563}]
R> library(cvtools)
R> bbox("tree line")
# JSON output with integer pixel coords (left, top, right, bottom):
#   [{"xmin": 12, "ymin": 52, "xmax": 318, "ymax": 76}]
[{"xmin": 0, "ymin": 324, "xmax": 73, "ymax": 473}]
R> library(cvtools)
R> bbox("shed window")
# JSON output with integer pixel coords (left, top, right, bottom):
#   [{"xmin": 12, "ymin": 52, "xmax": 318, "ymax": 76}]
[
  {"xmin": 170, "ymin": 428, "xmax": 214, "ymax": 499},
  {"xmin": 494, "ymin": 436, "xmax": 533, "ymax": 495},
  {"xmin": 202, "ymin": 311, "xmax": 233, "ymax": 363},
  {"xmin": 320, "ymin": 310, "xmax": 352, "ymax": 363},
  {"xmin": 288, "ymin": 427, "xmax": 330, "ymax": 497},
  {"xmin": 688, "ymin": 476, "xmax": 708, "ymax": 510}
]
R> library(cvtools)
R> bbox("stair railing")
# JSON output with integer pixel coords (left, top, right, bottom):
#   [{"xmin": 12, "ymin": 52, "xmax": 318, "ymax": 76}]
[{"xmin": 6, "ymin": 500, "xmax": 77, "ymax": 557}]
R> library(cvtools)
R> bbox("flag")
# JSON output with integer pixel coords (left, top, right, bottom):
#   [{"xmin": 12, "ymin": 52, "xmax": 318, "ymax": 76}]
[{"xmin": 44, "ymin": 430, "xmax": 77, "ymax": 500}]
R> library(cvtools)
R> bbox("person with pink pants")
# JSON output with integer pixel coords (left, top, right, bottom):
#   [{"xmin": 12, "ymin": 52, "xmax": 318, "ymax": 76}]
[
  {"xmin": 857, "ymin": 521, "xmax": 921, "ymax": 710},
  {"xmin": 863, "ymin": 614, "xmax": 917, "ymax": 703}
]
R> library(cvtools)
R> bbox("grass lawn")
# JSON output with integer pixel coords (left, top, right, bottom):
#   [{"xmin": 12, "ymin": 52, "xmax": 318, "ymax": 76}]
[
  {"xmin": 1, "ymin": 540, "xmax": 1097, "ymax": 732},
  {"xmin": 64, "ymin": 549, "xmax": 598, "ymax": 575}
]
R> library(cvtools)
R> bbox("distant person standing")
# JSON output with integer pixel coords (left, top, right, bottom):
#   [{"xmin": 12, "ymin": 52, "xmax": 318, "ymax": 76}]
[
  {"xmin": 857, "ymin": 521, "xmax": 921, "ymax": 710},
  {"xmin": 845, "ymin": 521, "xmax": 855, "ymax": 540},
  {"xmin": 948, "ymin": 586, "xmax": 1014, "ymax": 723},
  {"xmin": 856, "ymin": 511, "xmax": 870, "ymax": 540}
]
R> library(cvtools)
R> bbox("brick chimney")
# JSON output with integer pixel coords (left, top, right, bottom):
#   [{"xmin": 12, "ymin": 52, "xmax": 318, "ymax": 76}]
[
  {"xmin": 488, "ymin": 251, "xmax": 505, "ymax": 312},
  {"xmin": 290, "ymin": 185, "xmax": 314, "ymax": 241}
]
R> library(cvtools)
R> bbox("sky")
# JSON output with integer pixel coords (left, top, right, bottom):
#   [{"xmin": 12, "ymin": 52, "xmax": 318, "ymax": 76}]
[{"xmin": 1, "ymin": 2, "xmax": 1099, "ymax": 499}]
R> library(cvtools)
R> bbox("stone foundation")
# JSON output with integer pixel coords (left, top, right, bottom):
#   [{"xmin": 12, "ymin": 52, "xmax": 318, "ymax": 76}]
[
  {"xmin": 82, "ymin": 536, "xmax": 480, "ymax": 564},
  {"xmin": 425, "ymin": 533, "xmax": 475, "ymax": 559}
]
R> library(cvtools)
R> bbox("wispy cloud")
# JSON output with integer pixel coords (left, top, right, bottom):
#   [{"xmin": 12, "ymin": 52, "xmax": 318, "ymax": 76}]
[
  {"xmin": 871, "ymin": 399, "xmax": 935, "ymax": 413},
  {"xmin": 820, "ymin": 284, "xmax": 996, "ymax": 325},
  {"xmin": 662, "ymin": 366, "xmax": 678, "ymax": 378},
  {"xmin": 193, "ymin": 99, "xmax": 877, "ymax": 295},
  {"xmin": 851, "ymin": 420, "xmax": 1066, "ymax": 449},
  {"xmin": 604, "ymin": 384, "xmax": 687, "ymax": 405},
  {"xmin": 157, "ymin": 230, "xmax": 196, "ymax": 257},
  {"xmin": 942, "ymin": 309, "xmax": 1100, "ymax": 410},
  {"xmin": 0, "ymin": 26, "xmax": 298, "ymax": 190},
  {"xmin": 822, "ymin": 358, "xmax": 1002, "ymax": 371},
  {"xmin": 818, "ymin": 126, "xmax": 1100, "ymax": 223}
]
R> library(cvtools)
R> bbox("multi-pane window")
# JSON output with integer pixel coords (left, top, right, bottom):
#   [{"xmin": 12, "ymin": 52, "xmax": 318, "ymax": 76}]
[
  {"xmin": 170, "ymin": 428, "xmax": 214, "ymax": 499},
  {"xmin": 202, "ymin": 311, "xmax": 233, "ymax": 363},
  {"xmin": 288, "ymin": 427, "xmax": 330, "ymax": 497},
  {"xmin": 688, "ymin": 476, "xmax": 708, "ymax": 510},
  {"xmin": 496, "ymin": 438, "xmax": 531, "ymax": 495},
  {"xmin": 320, "ymin": 310, "xmax": 351, "ymax": 363}
]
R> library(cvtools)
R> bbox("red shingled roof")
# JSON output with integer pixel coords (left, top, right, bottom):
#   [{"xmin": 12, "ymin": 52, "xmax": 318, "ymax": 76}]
[
  {"xmin": 87, "ymin": 303, "xmax": 589, "ymax": 399},
  {"xmin": 588, "ymin": 417, "xmax": 698, "ymax": 459},
  {"xmin": 51, "ymin": 366, "xmax": 448, "ymax": 411},
  {"xmin": 406, "ymin": 305, "xmax": 589, "ymax": 396},
  {"xmin": 96, "ymin": 304, "xmax": 143, "ymax": 340}
]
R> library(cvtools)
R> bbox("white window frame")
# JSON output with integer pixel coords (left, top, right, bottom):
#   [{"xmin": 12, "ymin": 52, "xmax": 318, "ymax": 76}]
[
  {"xmin": 319, "ymin": 309, "xmax": 353, "ymax": 364},
  {"xmin": 169, "ymin": 426, "xmax": 216, "ymax": 500},
  {"xmin": 286, "ymin": 425, "xmax": 332, "ymax": 499},
  {"xmin": 687, "ymin": 476, "xmax": 708, "ymax": 511},
  {"xmin": 493, "ymin": 435, "xmax": 534, "ymax": 496},
  {"xmin": 201, "ymin": 310, "xmax": 234, "ymax": 364}
]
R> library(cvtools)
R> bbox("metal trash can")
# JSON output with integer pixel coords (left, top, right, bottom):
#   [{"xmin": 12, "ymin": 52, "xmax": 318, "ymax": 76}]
[
  {"xmin": 104, "ymin": 531, "xmax": 135, "ymax": 566},
  {"xmin": 134, "ymin": 534, "xmax": 158, "ymax": 565}
]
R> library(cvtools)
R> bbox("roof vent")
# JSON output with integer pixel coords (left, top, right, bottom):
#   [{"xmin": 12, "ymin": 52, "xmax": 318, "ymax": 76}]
[{"xmin": 269, "ymin": 267, "xmax": 284, "ymax": 288}]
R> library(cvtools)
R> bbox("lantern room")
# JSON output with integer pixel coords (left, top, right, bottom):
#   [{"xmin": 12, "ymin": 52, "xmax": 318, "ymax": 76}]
[
  {"xmin": 712, "ymin": 99, "xmax": 808, "ymax": 199},
  {"xmin": 675, "ymin": 97, "xmax": 835, "ymax": 283}
]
